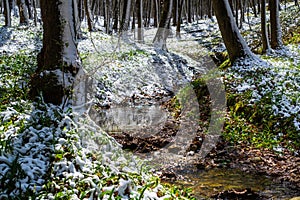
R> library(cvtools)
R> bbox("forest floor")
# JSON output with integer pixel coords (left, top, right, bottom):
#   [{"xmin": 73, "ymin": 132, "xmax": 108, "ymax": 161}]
[{"xmin": 1, "ymin": 3, "xmax": 300, "ymax": 200}]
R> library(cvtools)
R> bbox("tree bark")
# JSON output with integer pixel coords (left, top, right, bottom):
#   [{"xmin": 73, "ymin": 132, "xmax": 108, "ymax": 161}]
[
  {"xmin": 153, "ymin": 0, "xmax": 173, "ymax": 50},
  {"xmin": 84, "ymin": 0, "xmax": 95, "ymax": 31},
  {"xmin": 16, "ymin": 0, "xmax": 29, "ymax": 25},
  {"xmin": 4, "ymin": 0, "xmax": 11, "ymax": 27},
  {"xmin": 32, "ymin": 0, "xmax": 38, "ymax": 26},
  {"xmin": 112, "ymin": 0, "xmax": 119, "ymax": 32},
  {"xmin": 30, "ymin": 0, "xmax": 81, "ymax": 105},
  {"xmin": 25, "ymin": 0, "xmax": 33, "ymax": 19},
  {"xmin": 212, "ymin": 0, "xmax": 254, "ymax": 62},
  {"xmin": 136, "ymin": 0, "xmax": 143, "ymax": 42},
  {"xmin": 176, "ymin": 0, "xmax": 184, "ymax": 38},
  {"xmin": 120, "ymin": 0, "xmax": 131, "ymax": 32},
  {"xmin": 252, "ymin": 0, "xmax": 257, "ymax": 17},
  {"xmin": 153, "ymin": 0, "xmax": 159, "ymax": 27},
  {"xmin": 235, "ymin": 0, "xmax": 239, "ymax": 27},
  {"xmin": 261, "ymin": 0, "xmax": 270, "ymax": 53},
  {"xmin": 269, "ymin": 0, "xmax": 283, "ymax": 49}
]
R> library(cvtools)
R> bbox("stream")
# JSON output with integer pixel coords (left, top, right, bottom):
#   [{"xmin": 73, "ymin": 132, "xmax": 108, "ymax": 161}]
[
  {"xmin": 171, "ymin": 168, "xmax": 300, "ymax": 199},
  {"xmin": 90, "ymin": 105, "xmax": 300, "ymax": 200}
]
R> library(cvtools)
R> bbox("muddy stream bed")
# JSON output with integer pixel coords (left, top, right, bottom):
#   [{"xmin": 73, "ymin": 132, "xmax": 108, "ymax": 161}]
[{"xmin": 89, "ymin": 105, "xmax": 300, "ymax": 199}]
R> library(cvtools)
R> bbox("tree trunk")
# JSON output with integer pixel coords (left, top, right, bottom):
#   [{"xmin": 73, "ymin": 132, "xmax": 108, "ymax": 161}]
[
  {"xmin": 104, "ymin": 0, "xmax": 111, "ymax": 34},
  {"xmin": 187, "ymin": 0, "xmax": 192, "ymax": 23},
  {"xmin": 4, "ymin": 0, "xmax": 11, "ymax": 27},
  {"xmin": 120, "ymin": 0, "xmax": 132, "ymax": 39},
  {"xmin": 252, "ymin": 0, "xmax": 257, "ymax": 17},
  {"xmin": 172, "ymin": 0, "xmax": 177, "ymax": 26},
  {"xmin": 30, "ymin": 0, "xmax": 81, "ymax": 105},
  {"xmin": 212, "ymin": 0, "xmax": 254, "ymax": 62},
  {"xmin": 261, "ymin": 0, "xmax": 270, "ymax": 53},
  {"xmin": 153, "ymin": 0, "xmax": 159, "ymax": 27},
  {"xmin": 208, "ymin": 0, "xmax": 213, "ymax": 19},
  {"xmin": 73, "ymin": 0, "xmax": 82, "ymax": 39},
  {"xmin": 176, "ymin": 0, "xmax": 184, "ymax": 38},
  {"xmin": 32, "ymin": 0, "xmax": 38, "ymax": 26},
  {"xmin": 84, "ymin": 0, "xmax": 95, "ymax": 31},
  {"xmin": 112, "ymin": 0, "xmax": 119, "ymax": 32},
  {"xmin": 25, "ymin": 0, "xmax": 33, "ymax": 19},
  {"xmin": 235, "ymin": 0, "xmax": 239, "ymax": 27},
  {"xmin": 269, "ymin": 0, "xmax": 283, "ymax": 49},
  {"xmin": 16, "ymin": 0, "xmax": 29, "ymax": 25},
  {"xmin": 153, "ymin": 0, "xmax": 173, "ymax": 50},
  {"xmin": 136, "ymin": 0, "xmax": 143, "ymax": 42},
  {"xmin": 120, "ymin": 0, "xmax": 131, "ymax": 31},
  {"xmin": 131, "ymin": 1, "xmax": 135, "ymax": 30}
]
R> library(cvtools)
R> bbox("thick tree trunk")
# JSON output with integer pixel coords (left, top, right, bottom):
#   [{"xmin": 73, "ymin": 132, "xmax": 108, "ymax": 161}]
[
  {"xmin": 261, "ymin": 0, "xmax": 270, "ymax": 53},
  {"xmin": 30, "ymin": 0, "xmax": 81, "ymax": 105},
  {"xmin": 269, "ymin": 0, "xmax": 283, "ymax": 49},
  {"xmin": 212, "ymin": 0, "xmax": 253, "ymax": 62},
  {"xmin": 153, "ymin": 0, "xmax": 173, "ymax": 50}
]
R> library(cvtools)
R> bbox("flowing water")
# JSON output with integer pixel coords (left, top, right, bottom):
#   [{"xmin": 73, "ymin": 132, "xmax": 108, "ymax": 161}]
[{"xmin": 170, "ymin": 168, "xmax": 300, "ymax": 199}]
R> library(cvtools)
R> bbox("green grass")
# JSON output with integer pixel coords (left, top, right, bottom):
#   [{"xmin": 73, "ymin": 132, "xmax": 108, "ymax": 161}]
[{"xmin": 0, "ymin": 53, "xmax": 36, "ymax": 107}]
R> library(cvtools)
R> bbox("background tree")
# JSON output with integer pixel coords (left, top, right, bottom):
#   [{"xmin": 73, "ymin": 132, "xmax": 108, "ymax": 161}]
[
  {"xmin": 3, "ymin": 0, "xmax": 11, "ymax": 27},
  {"xmin": 84, "ymin": 0, "xmax": 95, "ymax": 31},
  {"xmin": 153, "ymin": 0, "xmax": 173, "ymax": 50},
  {"xmin": 261, "ymin": 0, "xmax": 270, "ymax": 53},
  {"xmin": 176, "ymin": 0, "xmax": 184, "ymax": 38},
  {"xmin": 136, "ymin": 0, "xmax": 143, "ymax": 42},
  {"xmin": 30, "ymin": 0, "xmax": 81, "ymax": 105},
  {"xmin": 269, "ymin": 0, "xmax": 283, "ymax": 49},
  {"xmin": 120, "ymin": 0, "xmax": 132, "ymax": 38},
  {"xmin": 16, "ymin": 0, "xmax": 29, "ymax": 25}
]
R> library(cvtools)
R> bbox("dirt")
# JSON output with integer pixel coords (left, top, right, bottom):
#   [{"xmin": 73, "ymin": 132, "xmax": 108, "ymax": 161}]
[{"xmin": 202, "ymin": 140, "xmax": 300, "ymax": 188}]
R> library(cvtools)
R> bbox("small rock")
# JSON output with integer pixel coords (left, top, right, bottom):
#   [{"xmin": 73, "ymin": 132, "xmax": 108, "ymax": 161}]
[{"xmin": 290, "ymin": 197, "xmax": 300, "ymax": 200}]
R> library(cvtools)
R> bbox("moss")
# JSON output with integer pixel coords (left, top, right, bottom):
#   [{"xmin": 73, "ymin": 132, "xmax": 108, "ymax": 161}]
[
  {"xmin": 29, "ymin": 71, "xmax": 64, "ymax": 105},
  {"xmin": 219, "ymin": 58, "xmax": 232, "ymax": 70}
]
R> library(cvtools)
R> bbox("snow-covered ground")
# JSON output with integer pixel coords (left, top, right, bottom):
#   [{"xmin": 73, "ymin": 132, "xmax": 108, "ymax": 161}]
[{"xmin": 225, "ymin": 53, "xmax": 300, "ymax": 130}]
